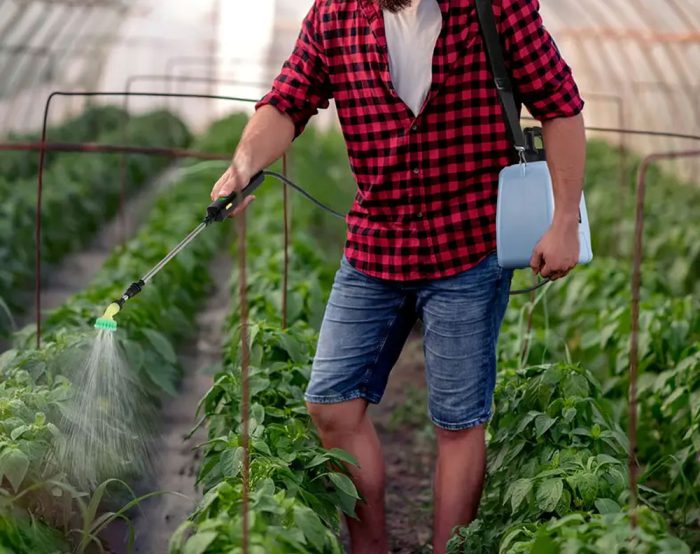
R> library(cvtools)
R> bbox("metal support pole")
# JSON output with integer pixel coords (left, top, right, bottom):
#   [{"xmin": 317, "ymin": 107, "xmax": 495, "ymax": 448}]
[
  {"xmin": 34, "ymin": 90, "xmax": 258, "ymax": 348},
  {"xmin": 282, "ymin": 153, "xmax": 289, "ymax": 329},
  {"xmin": 629, "ymin": 149, "xmax": 700, "ymax": 527},
  {"xmin": 237, "ymin": 209, "xmax": 250, "ymax": 554}
]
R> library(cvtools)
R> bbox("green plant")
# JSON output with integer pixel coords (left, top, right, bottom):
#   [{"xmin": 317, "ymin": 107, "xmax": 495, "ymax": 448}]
[
  {"xmin": 451, "ymin": 363, "xmax": 629, "ymax": 551},
  {"xmin": 171, "ymin": 130, "xmax": 360, "ymax": 552},
  {"xmin": 0, "ymin": 105, "xmax": 126, "ymax": 182},
  {"xmin": 173, "ymin": 285, "xmax": 357, "ymax": 552},
  {"xmin": 0, "ymin": 109, "xmax": 191, "ymax": 336},
  {"xmin": 492, "ymin": 507, "xmax": 691, "ymax": 554},
  {"xmin": 0, "ymin": 114, "xmax": 249, "ymax": 550},
  {"xmin": 637, "ymin": 347, "xmax": 700, "ymax": 537},
  {"xmin": 0, "ymin": 506, "xmax": 71, "ymax": 554},
  {"xmin": 500, "ymin": 262, "xmax": 700, "ymax": 543}
]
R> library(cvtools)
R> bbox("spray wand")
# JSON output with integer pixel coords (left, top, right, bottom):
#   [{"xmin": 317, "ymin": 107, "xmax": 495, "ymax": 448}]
[{"xmin": 94, "ymin": 171, "xmax": 265, "ymax": 331}]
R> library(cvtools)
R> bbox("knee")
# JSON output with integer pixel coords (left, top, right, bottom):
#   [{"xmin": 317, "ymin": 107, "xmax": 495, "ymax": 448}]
[
  {"xmin": 434, "ymin": 424, "xmax": 485, "ymax": 444},
  {"xmin": 306, "ymin": 399, "xmax": 366, "ymax": 436}
]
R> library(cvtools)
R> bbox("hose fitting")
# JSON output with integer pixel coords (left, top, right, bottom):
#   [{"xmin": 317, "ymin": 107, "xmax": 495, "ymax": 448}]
[{"xmin": 115, "ymin": 279, "xmax": 145, "ymax": 308}]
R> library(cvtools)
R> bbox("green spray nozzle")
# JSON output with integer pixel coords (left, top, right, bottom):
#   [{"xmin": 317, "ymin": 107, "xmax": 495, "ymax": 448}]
[
  {"xmin": 94, "ymin": 302, "xmax": 120, "ymax": 332},
  {"xmin": 94, "ymin": 318, "xmax": 117, "ymax": 332},
  {"xmin": 93, "ymin": 279, "xmax": 145, "ymax": 332}
]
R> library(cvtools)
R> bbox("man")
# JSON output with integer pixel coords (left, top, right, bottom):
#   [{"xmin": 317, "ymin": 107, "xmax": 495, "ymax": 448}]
[{"xmin": 211, "ymin": 0, "xmax": 585, "ymax": 551}]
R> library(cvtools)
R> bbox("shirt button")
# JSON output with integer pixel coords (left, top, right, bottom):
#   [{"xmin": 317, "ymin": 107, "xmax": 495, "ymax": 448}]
[
  {"xmin": 417, "ymin": 212, "xmax": 423, "ymax": 219},
  {"xmin": 412, "ymin": 167, "xmax": 419, "ymax": 175},
  {"xmin": 411, "ymin": 124, "xmax": 418, "ymax": 132}
]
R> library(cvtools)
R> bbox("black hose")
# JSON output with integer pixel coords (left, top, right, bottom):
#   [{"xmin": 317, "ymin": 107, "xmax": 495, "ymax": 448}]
[
  {"xmin": 261, "ymin": 171, "xmax": 551, "ymax": 296},
  {"xmin": 263, "ymin": 170, "xmax": 346, "ymax": 220}
]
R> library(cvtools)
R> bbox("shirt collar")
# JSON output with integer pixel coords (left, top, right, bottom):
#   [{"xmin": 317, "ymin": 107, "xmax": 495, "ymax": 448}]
[{"xmin": 361, "ymin": 0, "xmax": 449, "ymax": 19}]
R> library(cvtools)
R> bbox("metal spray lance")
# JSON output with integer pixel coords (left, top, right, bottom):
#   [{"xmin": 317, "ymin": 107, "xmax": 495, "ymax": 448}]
[{"xmin": 94, "ymin": 171, "xmax": 265, "ymax": 331}]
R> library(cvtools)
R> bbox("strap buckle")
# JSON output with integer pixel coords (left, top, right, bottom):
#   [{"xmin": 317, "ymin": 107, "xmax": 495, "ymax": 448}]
[{"xmin": 495, "ymin": 77, "xmax": 511, "ymax": 91}]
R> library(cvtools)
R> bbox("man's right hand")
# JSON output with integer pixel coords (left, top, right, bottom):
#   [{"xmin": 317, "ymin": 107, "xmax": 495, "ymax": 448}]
[
  {"xmin": 210, "ymin": 165, "xmax": 256, "ymax": 218},
  {"xmin": 208, "ymin": 105, "xmax": 295, "ymax": 219}
]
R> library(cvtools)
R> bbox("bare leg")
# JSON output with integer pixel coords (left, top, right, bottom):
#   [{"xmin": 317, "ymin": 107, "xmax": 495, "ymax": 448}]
[
  {"xmin": 432, "ymin": 425, "xmax": 487, "ymax": 554},
  {"xmin": 307, "ymin": 398, "xmax": 388, "ymax": 554}
]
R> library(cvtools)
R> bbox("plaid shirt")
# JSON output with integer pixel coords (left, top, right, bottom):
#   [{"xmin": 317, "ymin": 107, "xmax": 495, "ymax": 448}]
[{"xmin": 257, "ymin": 0, "xmax": 584, "ymax": 281}]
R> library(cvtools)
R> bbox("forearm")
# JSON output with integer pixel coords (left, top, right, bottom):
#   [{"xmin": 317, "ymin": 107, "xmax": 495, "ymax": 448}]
[
  {"xmin": 542, "ymin": 112, "xmax": 586, "ymax": 227},
  {"xmin": 232, "ymin": 105, "xmax": 295, "ymax": 179}
]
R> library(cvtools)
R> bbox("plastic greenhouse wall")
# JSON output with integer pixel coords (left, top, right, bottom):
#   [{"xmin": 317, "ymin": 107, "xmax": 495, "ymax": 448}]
[{"xmin": 0, "ymin": 0, "xmax": 698, "ymax": 174}]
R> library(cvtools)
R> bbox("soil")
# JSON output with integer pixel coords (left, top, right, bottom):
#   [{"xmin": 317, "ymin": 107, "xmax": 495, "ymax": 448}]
[
  {"xmin": 101, "ymin": 252, "xmax": 233, "ymax": 553},
  {"xmin": 344, "ymin": 326, "xmax": 436, "ymax": 554}
]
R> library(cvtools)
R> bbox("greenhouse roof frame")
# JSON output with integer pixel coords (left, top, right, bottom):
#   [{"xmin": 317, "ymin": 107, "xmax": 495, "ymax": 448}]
[{"xmin": 0, "ymin": 0, "xmax": 132, "ymax": 99}]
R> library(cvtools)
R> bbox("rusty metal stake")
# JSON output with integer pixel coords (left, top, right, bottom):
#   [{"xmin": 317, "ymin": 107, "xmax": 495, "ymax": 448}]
[
  {"xmin": 237, "ymin": 209, "xmax": 250, "ymax": 554},
  {"xmin": 629, "ymin": 149, "xmax": 700, "ymax": 527},
  {"xmin": 282, "ymin": 152, "xmax": 290, "ymax": 329},
  {"xmin": 34, "ymin": 90, "xmax": 259, "ymax": 348}
]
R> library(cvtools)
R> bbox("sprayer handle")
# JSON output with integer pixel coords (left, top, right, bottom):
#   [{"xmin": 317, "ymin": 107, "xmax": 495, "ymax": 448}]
[{"xmin": 205, "ymin": 171, "xmax": 265, "ymax": 223}]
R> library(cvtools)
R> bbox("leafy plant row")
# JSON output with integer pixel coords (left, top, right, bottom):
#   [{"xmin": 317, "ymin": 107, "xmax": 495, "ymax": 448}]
[
  {"xmin": 0, "ymin": 109, "xmax": 191, "ymax": 336},
  {"xmin": 0, "ymin": 114, "xmax": 250, "ymax": 553},
  {"xmin": 0, "ymin": 105, "xmax": 126, "ymax": 182},
  {"xmin": 172, "ymin": 135, "xmax": 700, "ymax": 553},
  {"xmin": 447, "ymin": 361, "xmax": 692, "ymax": 552},
  {"xmin": 446, "ymin": 141, "xmax": 699, "ymax": 552},
  {"xmin": 509, "ymin": 256, "xmax": 699, "ymax": 521},
  {"xmin": 583, "ymin": 140, "xmax": 700, "ymax": 297},
  {"xmin": 170, "ymin": 131, "xmax": 359, "ymax": 553}
]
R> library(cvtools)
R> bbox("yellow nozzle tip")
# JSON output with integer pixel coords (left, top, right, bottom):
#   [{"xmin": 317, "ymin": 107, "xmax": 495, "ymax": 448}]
[{"xmin": 102, "ymin": 303, "xmax": 121, "ymax": 321}]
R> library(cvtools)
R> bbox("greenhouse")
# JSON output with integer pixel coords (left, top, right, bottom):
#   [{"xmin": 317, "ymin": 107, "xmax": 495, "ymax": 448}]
[{"xmin": 0, "ymin": 0, "xmax": 698, "ymax": 553}]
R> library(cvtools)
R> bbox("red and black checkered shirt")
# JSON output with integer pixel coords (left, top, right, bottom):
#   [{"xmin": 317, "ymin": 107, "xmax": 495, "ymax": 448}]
[{"xmin": 257, "ymin": 0, "xmax": 584, "ymax": 281}]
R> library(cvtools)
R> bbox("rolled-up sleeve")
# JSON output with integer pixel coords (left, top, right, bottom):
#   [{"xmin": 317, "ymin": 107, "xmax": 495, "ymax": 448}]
[
  {"xmin": 256, "ymin": 1, "xmax": 332, "ymax": 137},
  {"xmin": 498, "ymin": 0, "xmax": 584, "ymax": 121}
]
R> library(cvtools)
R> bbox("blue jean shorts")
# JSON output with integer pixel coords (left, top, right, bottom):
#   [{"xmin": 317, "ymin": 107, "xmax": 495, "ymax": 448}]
[{"xmin": 305, "ymin": 252, "xmax": 513, "ymax": 430}]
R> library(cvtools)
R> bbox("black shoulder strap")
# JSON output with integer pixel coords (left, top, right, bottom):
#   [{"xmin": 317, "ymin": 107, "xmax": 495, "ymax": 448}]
[{"xmin": 475, "ymin": 0, "xmax": 527, "ymax": 153}]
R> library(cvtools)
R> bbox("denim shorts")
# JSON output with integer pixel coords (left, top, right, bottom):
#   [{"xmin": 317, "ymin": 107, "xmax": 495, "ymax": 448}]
[{"xmin": 305, "ymin": 252, "xmax": 513, "ymax": 430}]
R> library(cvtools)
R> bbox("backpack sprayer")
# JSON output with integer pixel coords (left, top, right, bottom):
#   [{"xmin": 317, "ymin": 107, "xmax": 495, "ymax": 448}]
[
  {"xmin": 92, "ymin": 149, "xmax": 592, "ymax": 334},
  {"xmin": 476, "ymin": 0, "xmax": 593, "ymax": 295},
  {"xmin": 94, "ymin": 0, "xmax": 595, "ymax": 332}
]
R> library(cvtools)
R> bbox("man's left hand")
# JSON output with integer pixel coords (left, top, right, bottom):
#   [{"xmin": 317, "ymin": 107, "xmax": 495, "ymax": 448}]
[{"xmin": 530, "ymin": 217, "xmax": 580, "ymax": 280}]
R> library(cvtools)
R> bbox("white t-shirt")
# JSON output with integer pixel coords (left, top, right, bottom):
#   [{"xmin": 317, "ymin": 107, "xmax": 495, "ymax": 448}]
[{"xmin": 383, "ymin": 0, "xmax": 443, "ymax": 116}]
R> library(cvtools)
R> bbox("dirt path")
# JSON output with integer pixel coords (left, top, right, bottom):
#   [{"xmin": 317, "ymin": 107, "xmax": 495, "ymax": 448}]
[
  {"xmin": 342, "ymin": 327, "xmax": 435, "ymax": 553},
  {"xmin": 98, "ymin": 265, "xmax": 432, "ymax": 553},
  {"xmin": 102, "ymin": 252, "xmax": 233, "ymax": 553},
  {"xmin": 374, "ymin": 329, "xmax": 434, "ymax": 553}
]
